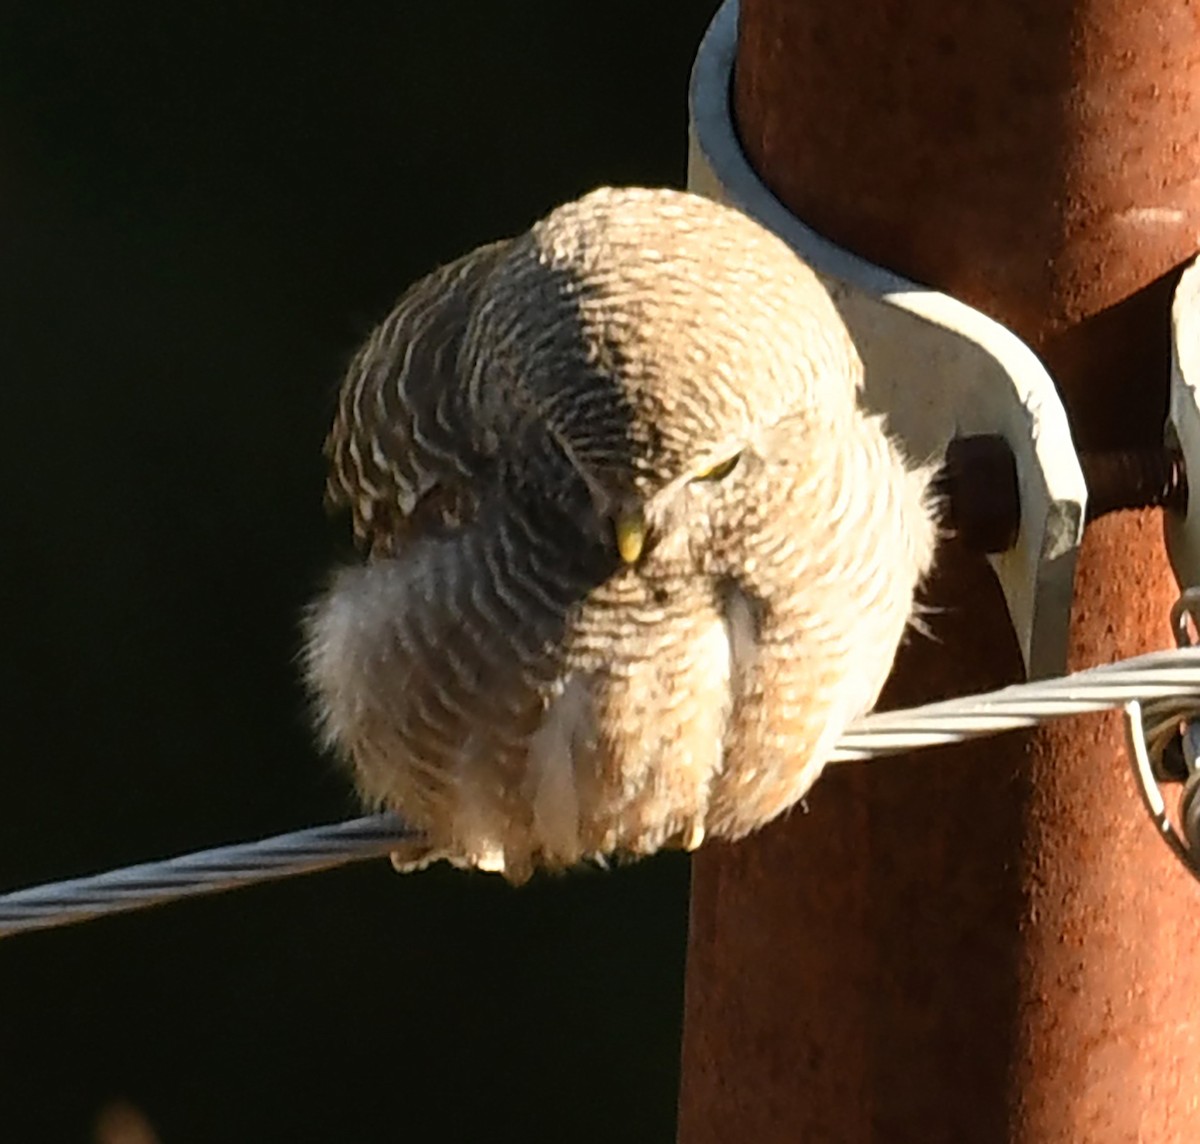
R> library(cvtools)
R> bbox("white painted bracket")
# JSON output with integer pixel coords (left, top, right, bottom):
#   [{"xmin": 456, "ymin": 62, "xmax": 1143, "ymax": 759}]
[
  {"xmin": 687, "ymin": 0, "xmax": 1086, "ymax": 679},
  {"xmin": 1167, "ymin": 258, "xmax": 1200, "ymax": 592}
]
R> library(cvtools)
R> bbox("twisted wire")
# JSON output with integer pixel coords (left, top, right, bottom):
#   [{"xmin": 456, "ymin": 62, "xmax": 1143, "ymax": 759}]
[
  {"xmin": 4, "ymin": 648, "xmax": 1200, "ymax": 941},
  {"xmin": 831, "ymin": 647, "xmax": 1200, "ymax": 761},
  {"xmin": 0, "ymin": 815, "xmax": 414, "ymax": 939}
]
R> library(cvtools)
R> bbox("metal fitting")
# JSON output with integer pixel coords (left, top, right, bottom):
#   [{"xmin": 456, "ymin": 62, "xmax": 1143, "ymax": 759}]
[{"xmin": 1125, "ymin": 589, "xmax": 1200, "ymax": 880}]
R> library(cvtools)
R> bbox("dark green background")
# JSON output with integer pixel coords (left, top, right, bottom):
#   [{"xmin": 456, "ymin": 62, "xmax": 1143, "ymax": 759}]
[{"xmin": 0, "ymin": 4, "xmax": 717, "ymax": 1140}]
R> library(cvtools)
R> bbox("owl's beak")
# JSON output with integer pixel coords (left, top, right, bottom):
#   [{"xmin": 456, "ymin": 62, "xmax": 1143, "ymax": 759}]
[{"xmin": 614, "ymin": 506, "xmax": 647, "ymax": 564}]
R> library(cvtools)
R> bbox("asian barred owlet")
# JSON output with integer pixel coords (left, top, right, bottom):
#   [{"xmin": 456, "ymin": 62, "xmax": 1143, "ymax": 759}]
[{"xmin": 304, "ymin": 186, "xmax": 937, "ymax": 882}]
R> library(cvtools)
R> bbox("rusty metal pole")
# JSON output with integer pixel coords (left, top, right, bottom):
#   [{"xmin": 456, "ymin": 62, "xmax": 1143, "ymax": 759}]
[{"xmin": 678, "ymin": 3, "xmax": 1200, "ymax": 1141}]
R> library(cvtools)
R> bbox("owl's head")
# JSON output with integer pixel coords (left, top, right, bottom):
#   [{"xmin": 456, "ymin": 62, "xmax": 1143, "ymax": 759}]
[{"xmin": 466, "ymin": 187, "xmax": 863, "ymax": 566}]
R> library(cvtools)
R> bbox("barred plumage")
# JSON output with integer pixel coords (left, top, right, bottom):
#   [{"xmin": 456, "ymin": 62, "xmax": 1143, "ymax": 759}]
[{"xmin": 304, "ymin": 186, "xmax": 938, "ymax": 881}]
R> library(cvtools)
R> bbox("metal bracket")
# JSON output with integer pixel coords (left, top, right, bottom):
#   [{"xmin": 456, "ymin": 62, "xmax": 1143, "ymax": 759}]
[
  {"xmin": 1167, "ymin": 257, "xmax": 1200, "ymax": 592},
  {"xmin": 687, "ymin": 0, "xmax": 1086, "ymax": 680},
  {"xmin": 1123, "ymin": 590, "xmax": 1200, "ymax": 882}
]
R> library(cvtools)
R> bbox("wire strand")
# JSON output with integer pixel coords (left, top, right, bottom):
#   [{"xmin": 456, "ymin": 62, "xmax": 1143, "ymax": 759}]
[
  {"xmin": 830, "ymin": 647, "xmax": 1200, "ymax": 761},
  {"xmin": 0, "ymin": 815, "xmax": 414, "ymax": 939},
  {"xmin": 4, "ymin": 647, "xmax": 1200, "ymax": 941}
]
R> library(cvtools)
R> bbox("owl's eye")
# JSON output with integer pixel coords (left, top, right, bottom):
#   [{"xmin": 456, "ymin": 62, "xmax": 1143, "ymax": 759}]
[{"xmin": 692, "ymin": 453, "xmax": 742, "ymax": 483}]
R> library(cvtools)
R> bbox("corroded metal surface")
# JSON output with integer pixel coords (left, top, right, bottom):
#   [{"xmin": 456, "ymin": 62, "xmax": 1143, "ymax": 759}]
[{"xmin": 679, "ymin": 2, "xmax": 1200, "ymax": 1140}]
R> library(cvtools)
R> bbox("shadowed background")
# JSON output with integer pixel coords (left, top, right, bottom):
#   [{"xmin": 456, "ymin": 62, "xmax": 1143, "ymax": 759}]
[{"xmin": 0, "ymin": 4, "xmax": 715, "ymax": 1140}]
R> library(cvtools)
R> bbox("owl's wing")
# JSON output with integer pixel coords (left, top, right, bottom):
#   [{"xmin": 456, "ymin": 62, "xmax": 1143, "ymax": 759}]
[{"xmin": 324, "ymin": 239, "xmax": 512, "ymax": 555}]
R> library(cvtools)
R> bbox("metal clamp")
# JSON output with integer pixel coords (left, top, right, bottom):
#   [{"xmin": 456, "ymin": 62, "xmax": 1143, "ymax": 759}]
[
  {"xmin": 1125, "ymin": 589, "xmax": 1200, "ymax": 881},
  {"xmin": 687, "ymin": 0, "xmax": 1086, "ymax": 679},
  {"xmin": 1167, "ymin": 257, "xmax": 1200, "ymax": 592}
]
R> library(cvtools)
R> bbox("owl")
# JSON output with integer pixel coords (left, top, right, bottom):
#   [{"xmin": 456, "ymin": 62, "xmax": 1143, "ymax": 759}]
[{"xmin": 303, "ymin": 186, "xmax": 937, "ymax": 882}]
